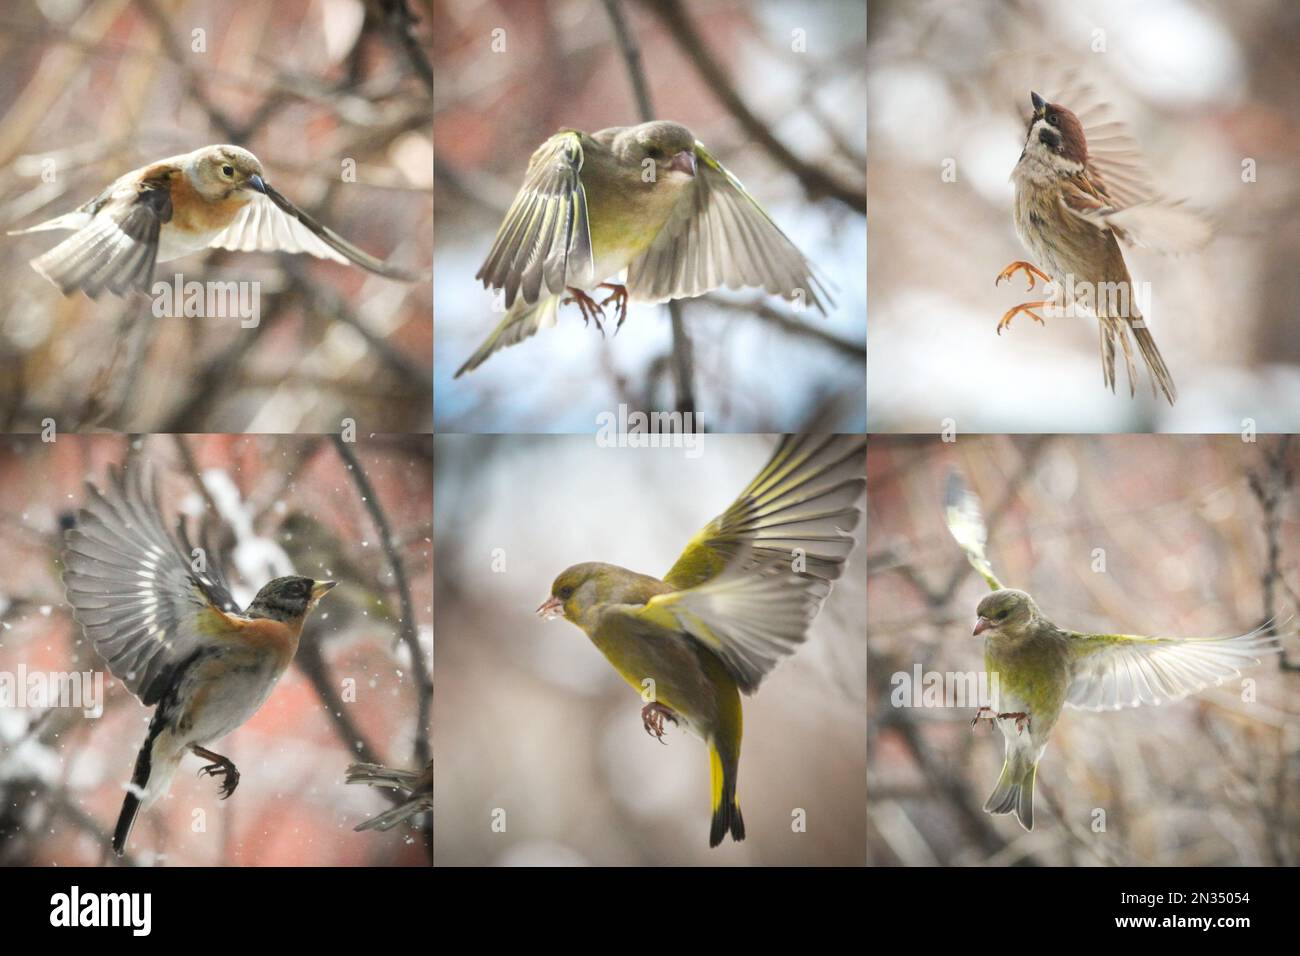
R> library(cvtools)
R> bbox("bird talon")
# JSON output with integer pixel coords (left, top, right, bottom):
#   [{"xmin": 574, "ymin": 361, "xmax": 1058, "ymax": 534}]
[
  {"xmin": 597, "ymin": 283, "xmax": 629, "ymax": 334},
  {"xmin": 996, "ymin": 711, "xmax": 1031, "ymax": 736},
  {"xmin": 563, "ymin": 287, "xmax": 609, "ymax": 336},
  {"xmin": 996, "ymin": 301, "xmax": 1051, "ymax": 335},
  {"xmin": 996, "ymin": 260, "xmax": 1051, "ymax": 291},
  {"xmin": 641, "ymin": 702, "xmax": 678, "ymax": 744}
]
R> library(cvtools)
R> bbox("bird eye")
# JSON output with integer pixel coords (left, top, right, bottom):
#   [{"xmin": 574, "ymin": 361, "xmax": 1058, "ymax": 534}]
[
  {"xmin": 1046, "ymin": 113, "xmax": 1059, "ymax": 127},
  {"xmin": 221, "ymin": 164, "xmax": 234, "ymax": 177},
  {"xmin": 558, "ymin": 586, "xmax": 574, "ymax": 600},
  {"xmin": 996, "ymin": 609, "xmax": 1009, "ymax": 620}
]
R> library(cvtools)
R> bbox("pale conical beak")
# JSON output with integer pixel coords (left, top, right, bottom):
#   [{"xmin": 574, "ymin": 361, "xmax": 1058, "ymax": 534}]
[
  {"xmin": 311, "ymin": 580, "xmax": 338, "ymax": 601},
  {"xmin": 669, "ymin": 150, "xmax": 696, "ymax": 176},
  {"xmin": 536, "ymin": 596, "xmax": 563, "ymax": 620},
  {"xmin": 973, "ymin": 616, "xmax": 992, "ymax": 636}
]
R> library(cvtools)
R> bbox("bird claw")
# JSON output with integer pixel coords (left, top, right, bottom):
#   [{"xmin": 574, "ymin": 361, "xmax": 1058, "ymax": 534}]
[
  {"xmin": 198, "ymin": 759, "xmax": 240, "ymax": 800},
  {"xmin": 996, "ymin": 301, "xmax": 1050, "ymax": 335},
  {"xmin": 641, "ymin": 702, "xmax": 678, "ymax": 744},
  {"xmin": 997, "ymin": 711, "xmax": 1031, "ymax": 736},
  {"xmin": 597, "ymin": 283, "xmax": 629, "ymax": 334},
  {"xmin": 996, "ymin": 260, "xmax": 1051, "ymax": 292},
  {"xmin": 970, "ymin": 706, "xmax": 997, "ymax": 731},
  {"xmin": 563, "ymin": 287, "xmax": 607, "ymax": 337}
]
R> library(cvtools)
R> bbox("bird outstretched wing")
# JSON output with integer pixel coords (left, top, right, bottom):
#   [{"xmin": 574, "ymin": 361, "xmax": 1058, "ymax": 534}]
[
  {"xmin": 62, "ymin": 464, "xmax": 240, "ymax": 706},
  {"xmin": 1064, "ymin": 624, "xmax": 1282, "ymax": 710},
  {"xmin": 943, "ymin": 469, "xmax": 1003, "ymax": 591}
]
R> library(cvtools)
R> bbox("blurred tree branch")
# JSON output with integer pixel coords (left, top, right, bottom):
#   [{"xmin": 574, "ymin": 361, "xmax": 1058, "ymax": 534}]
[
  {"xmin": 602, "ymin": 0, "xmax": 695, "ymax": 416},
  {"xmin": 638, "ymin": 0, "xmax": 866, "ymax": 213}
]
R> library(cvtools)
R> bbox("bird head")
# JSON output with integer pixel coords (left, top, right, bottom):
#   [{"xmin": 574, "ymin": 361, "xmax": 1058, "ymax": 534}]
[
  {"xmin": 615, "ymin": 121, "xmax": 698, "ymax": 182},
  {"xmin": 973, "ymin": 588, "xmax": 1039, "ymax": 642},
  {"xmin": 537, "ymin": 562, "xmax": 662, "ymax": 626},
  {"xmin": 246, "ymin": 575, "xmax": 336, "ymax": 623},
  {"xmin": 190, "ymin": 145, "xmax": 269, "ymax": 200},
  {"xmin": 1023, "ymin": 92, "xmax": 1087, "ymax": 170}
]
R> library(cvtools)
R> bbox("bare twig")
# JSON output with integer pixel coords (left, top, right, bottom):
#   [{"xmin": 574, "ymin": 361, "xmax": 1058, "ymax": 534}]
[
  {"xmin": 331, "ymin": 438, "xmax": 432, "ymax": 767},
  {"xmin": 601, "ymin": 0, "xmax": 696, "ymax": 415},
  {"xmin": 639, "ymin": 0, "xmax": 866, "ymax": 213},
  {"xmin": 1247, "ymin": 436, "xmax": 1299, "ymax": 671}
]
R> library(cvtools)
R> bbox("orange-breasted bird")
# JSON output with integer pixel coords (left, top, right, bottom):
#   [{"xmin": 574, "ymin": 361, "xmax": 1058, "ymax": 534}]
[
  {"xmin": 9, "ymin": 144, "xmax": 423, "ymax": 298},
  {"xmin": 61, "ymin": 464, "xmax": 336, "ymax": 856}
]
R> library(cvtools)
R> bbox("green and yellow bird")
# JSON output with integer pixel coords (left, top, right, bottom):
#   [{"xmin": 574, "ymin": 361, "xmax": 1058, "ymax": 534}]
[
  {"xmin": 456, "ymin": 120, "xmax": 831, "ymax": 376},
  {"xmin": 945, "ymin": 471, "xmax": 1281, "ymax": 831},
  {"xmin": 536, "ymin": 435, "xmax": 864, "ymax": 847}
]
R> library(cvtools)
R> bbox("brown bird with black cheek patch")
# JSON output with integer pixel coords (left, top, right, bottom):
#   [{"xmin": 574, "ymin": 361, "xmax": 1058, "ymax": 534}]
[
  {"xmin": 998, "ymin": 91, "xmax": 1209, "ymax": 404},
  {"xmin": 61, "ymin": 464, "xmax": 336, "ymax": 856}
]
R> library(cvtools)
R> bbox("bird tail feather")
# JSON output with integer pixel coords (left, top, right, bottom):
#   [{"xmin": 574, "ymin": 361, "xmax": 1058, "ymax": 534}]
[
  {"xmin": 113, "ymin": 723, "xmax": 180, "ymax": 857},
  {"xmin": 1131, "ymin": 322, "xmax": 1176, "ymax": 405},
  {"xmin": 708, "ymin": 742, "xmax": 745, "ymax": 847},
  {"xmin": 454, "ymin": 295, "xmax": 560, "ymax": 377},
  {"xmin": 984, "ymin": 755, "xmax": 1036, "ymax": 832}
]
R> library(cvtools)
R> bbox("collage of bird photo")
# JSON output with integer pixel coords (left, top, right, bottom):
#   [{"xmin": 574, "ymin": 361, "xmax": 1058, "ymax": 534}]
[{"xmin": 0, "ymin": 0, "xmax": 1298, "ymax": 936}]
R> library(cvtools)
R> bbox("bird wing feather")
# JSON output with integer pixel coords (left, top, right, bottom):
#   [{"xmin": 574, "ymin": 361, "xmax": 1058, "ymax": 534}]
[
  {"xmin": 625, "ymin": 142, "xmax": 831, "ymax": 313},
  {"xmin": 1064, "ymin": 625, "xmax": 1280, "ymax": 710},
  {"xmin": 475, "ymin": 130, "xmax": 593, "ymax": 308}
]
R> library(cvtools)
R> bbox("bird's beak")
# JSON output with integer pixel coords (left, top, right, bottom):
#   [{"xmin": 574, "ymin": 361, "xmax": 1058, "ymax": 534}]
[
  {"xmin": 973, "ymin": 616, "xmax": 992, "ymax": 636},
  {"xmin": 246, "ymin": 173, "xmax": 268, "ymax": 195},
  {"xmin": 1030, "ymin": 91, "xmax": 1046, "ymax": 114},
  {"xmin": 311, "ymin": 580, "xmax": 338, "ymax": 601},
  {"xmin": 536, "ymin": 596, "xmax": 564, "ymax": 620},
  {"xmin": 669, "ymin": 149, "xmax": 696, "ymax": 177}
]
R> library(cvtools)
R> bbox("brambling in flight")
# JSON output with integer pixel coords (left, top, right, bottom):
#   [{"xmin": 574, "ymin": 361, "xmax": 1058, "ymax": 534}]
[
  {"xmin": 9, "ymin": 144, "xmax": 423, "ymax": 298},
  {"xmin": 61, "ymin": 464, "xmax": 336, "ymax": 856}
]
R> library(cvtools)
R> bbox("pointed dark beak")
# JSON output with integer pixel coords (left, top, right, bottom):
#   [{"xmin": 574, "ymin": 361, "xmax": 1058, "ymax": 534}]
[
  {"xmin": 311, "ymin": 580, "xmax": 338, "ymax": 601},
  {"xmin": 246, "ymin": 173, "xmax": 268, "ymax": 195},
  {"xmin": 536, "ymin": 596, "xmax": 563, "ymax": 620},
  {"xmin": 1030, "ymin": 91, "xmax": 1046, "ymax": 114},
  {"xmin": 669, "ymin": 150, "xmax": 696, "ymax": 177},
  {"xmin": 973, "ymin": 616, "xmax": 992, "ymax": 636}
]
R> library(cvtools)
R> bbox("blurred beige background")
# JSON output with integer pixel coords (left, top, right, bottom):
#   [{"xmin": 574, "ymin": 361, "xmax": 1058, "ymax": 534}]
[
  {"xmin": 866, "ymin": 434, "xmax": 1299, "ymax": 865},
  {"xmin": 433, "ymin": 434, "xmax": 867, "ymax": 864}
]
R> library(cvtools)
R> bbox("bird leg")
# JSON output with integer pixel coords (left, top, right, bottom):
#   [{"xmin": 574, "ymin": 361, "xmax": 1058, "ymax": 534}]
[
  {"xmin": 597, "ymin": 283, "xmax": 630, "ymax": 334},
  {"xmin": 562, "ymin": 287, "xmax": 607, "ymax": 336},
  {"xmin": 997, "ymin": 712, "xmax": 1031, "ymax": 736},
  {"xmin": 996, "ymin": 300, "xmax": 1051, "ymax": 336},
  {"xmin": 995, "ymin": 260, "xmax": 1051, "ymax": 291},
  {"xmin": 641, "ymin": 702, "xmax": 678, "ymax": 744},
  {"xmin": 192, "ymin": 745, "xmax": 240, "ymax": 799}
]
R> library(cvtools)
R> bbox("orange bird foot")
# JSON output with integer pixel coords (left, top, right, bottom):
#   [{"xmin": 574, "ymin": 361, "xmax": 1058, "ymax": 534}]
[
  {"xmin": 597, "ymin": 283, "xmax": 630, "ymax": 334},
  {"xmin": 563, "ymin": 287, "xmax": 607, "ymax": 336},
  {"xmin": 641, "ymin": 702, "xmax": 678, "ymax": 744},
  {"xmin": 996, "ymin": 300, "xmax": 1051, "ymax": 335},
  {"xmin": 996, "ymin": 260, "xmax": 1052, "ymax": 291}
]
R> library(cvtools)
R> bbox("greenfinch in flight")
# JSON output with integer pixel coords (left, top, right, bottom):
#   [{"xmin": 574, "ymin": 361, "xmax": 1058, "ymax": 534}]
[
  {"xmin": 537, "ymin": 435, "xmax": 864, "ymax": 846},
  {"xmin": 456, "ymin": 120, "xmax": 830, "ymax": 376},
  {"xmin": 945, "ymin": 471, "xmax": 1281, "ymax": 831}
]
